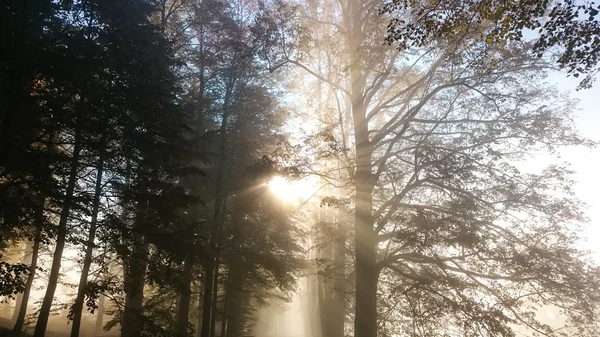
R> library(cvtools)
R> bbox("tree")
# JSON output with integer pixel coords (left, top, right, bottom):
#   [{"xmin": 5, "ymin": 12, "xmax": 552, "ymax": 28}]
[
  {"xmin": 2, "ymin": 1, "xmax": 306, "ymax": 337},
  {"xmin": 176, "ymin": 2, "xmax": 304, "ymax": 337},
  {"xmin": 0, "ymin": 0, "xmax": 61, "ymax": 301},
  {"xmin": 382, "ymin": 0, "xmax": 600, "ymax": 89},
  {"xmin": 291, "ymin": 0, "xmax": 600, "ymax": 337}
]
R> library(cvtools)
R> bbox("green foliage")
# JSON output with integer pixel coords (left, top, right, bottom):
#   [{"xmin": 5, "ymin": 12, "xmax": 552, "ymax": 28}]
[{"xmin": 382, "ymin": 0, "xmax": 600, "ymax": 88}]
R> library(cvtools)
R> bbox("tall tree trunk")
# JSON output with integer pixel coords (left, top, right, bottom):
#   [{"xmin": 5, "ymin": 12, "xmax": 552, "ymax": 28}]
[
  {"xmin": 223, "ymin": 215, "xmax": 243, "ymax": 337},
  {"xmin": 201, "ymin": 245, "xmax": 217, "ymax": 337},
  {"xmin": 201, "ymin": 108, "xmax": 230, "ymax": 337},
  {"xmin": 94, "ymin": 294, "xmax": 105, "ymax": 335},
  {"xmin": 197, "ymin": 281, "xmax": 204, "ymax": 337},
  {"xmin": 121, "ymin": 229, "xmax": 148, "ymax": 337},
  {"xmin": 71, "ymin": 156, "xmax": 104, "ymax": 337},
  {"xmin": 209, "ymin": 261, "xmax": 220, "ymax": 337},
  {"xmin": 219, "ymin": 271, "xmax": 229, "ymax": 337},
  {"xmin": 12, "ymin": 198, "xmax": 43, "ymax": 336},
  {"xmin": 352, "ymin": 109, "xmax": 378, "ymax": 337},
  {"xmin": 33, "ymin": 128, "xmax": 82, "ymax": 337},
  {"xmin": 190, "ymin": 284, "xmax": 199, "ymax": 333},
  {"xmin": 353, "ymin": 147, "xmax": 377, "ymax": 337},
  {"xmin": 223, "ymin": 287, "xmax": 242, "ymax": 337},
  {"xmin": 201, "ymin": 188, "xmax": 226, "ymax": 337},
  {"xmin": 223, "ymin": 258, "xmax": 243, "ymax": 337},
  {"xmin": 307, "ymin": 210, "xmax": 323, "ymax": 337},
  {"xmin": 348, "ymin": 0, "xmax": 378, "ymax": 335},
  {"xmin": 331, "ymin": 211, "xmax": 347, "ymax": 337},
  {"xmin": 11, "ymin": 293, "xmax": 23, "ymax": 322},
  {"xmin": 12, "ymin": 241, "xmax": 33, "ymax": 322},
  {"xmin": 177, "ymin": 252, "xmax": 194, "ymax": 337}
]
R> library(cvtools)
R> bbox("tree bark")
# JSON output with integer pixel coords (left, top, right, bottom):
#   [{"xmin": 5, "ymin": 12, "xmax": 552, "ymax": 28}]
[
  {"xmin": 209, "ymin": 260, "xmax": 220, "ymax": 337},
  {"xmin": 12, "ymin": 241, "xmax": 33, "ymax": 322},
  {"xmin": 223, "ymin": 268, "xmax": 243, "ymax": 337},
  {"xmin": 348, "ymin": 0, "xmax": 379, "ymax": 335},
  {"xmin": 219, "ymin": 270, "xmax": 229, "ymax": 337},
  {"xmin": 177, "ymin": 252, "xmax": 194, "ymax": 337},
  {"xmin": 353, "ymin": 153, "xmax": 378, "ymax": 337},
  {"xmin": 70, "ymin": 156, "xmax": 104, "ymax": 337},
  {"xmin": 317, "ymin": 207, "xmax": 334, "ymax": 337},
  {"xmin": 121, "ymin": 230, "xmax": 148, "ymax": 337},
  {"xmin": 94, "ymin": 294, "xmax": 105, "ymax": 335},
  {"xmin": 197, "ymin": 280, "xmax": 204, "ymax": 337},
  {"xmin": 331, "ymin": 216, "xmax": 347, "ymax": 337},
  {"xmin": 33, "ymin": 127, "xmax": 82, "ymax": 337},
  {"xmin": 222, "ymin": 228, "xmax": 241, "ymax": 337},
  {"xmin": 12, "ymin": 199, "xmax": 43, "ymax": 336}
]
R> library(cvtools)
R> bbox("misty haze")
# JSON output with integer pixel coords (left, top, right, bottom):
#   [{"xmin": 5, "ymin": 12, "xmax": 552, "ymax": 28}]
[{"xmin": 1, "ymin": 1, "xmax": 600, "ymax": 337}]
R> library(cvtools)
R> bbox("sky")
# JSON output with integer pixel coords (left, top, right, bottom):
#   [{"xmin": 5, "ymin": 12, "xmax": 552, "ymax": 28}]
[{"xmin": 548, "ymin": 72, "xmax": 600, "ymax": 260}]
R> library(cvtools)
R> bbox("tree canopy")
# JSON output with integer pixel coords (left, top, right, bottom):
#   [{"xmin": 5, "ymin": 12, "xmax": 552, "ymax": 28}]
[{"xmin": 382, "ymin": 0, "xmax": 600, "ymax": 88}]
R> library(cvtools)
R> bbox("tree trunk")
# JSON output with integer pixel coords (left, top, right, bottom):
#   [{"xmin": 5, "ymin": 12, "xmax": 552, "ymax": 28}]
[
  {"xmin": 197, "ymin": 280, "xmax": 204, "ymax": 337},
  {"xmin": 353, "ymin": 167, "xmax": 378, "ymax": 337},
  {"xmin": 177, "ymin": 252, "xmax": 194, "ymax": 337},
  {"xmin": 12, "ymin": 240, "xmax": 33, "ymax": 322},
  {"xmin": 12, "ymin": 199, "xmax": 43, "ymax": 336},
  {"xmin": 71, "ymin": 156, "xmax": 104, "ymax": 337},
  {"xmin": 348, "ymin": 0, "xmax": 378, "ymax": 335},
  {"xmin": 223, "ymin": 264, "xmax": 243, "ymax": 337},
  {"xmin": 202, "ymin": 79, "xmax": 232, "ymax": 337},
  {"xmin": 201, "ymin": 251, "xmax": 217, "ymax": 337},
  {"xmin": 331, "ymin": 219, "xmax": 346, "ymax": 337},
  {"xmin": 201, "ymin": 188, "xmax": 227, "ymax": 337},
  {"xmin": 33, "ymin": 128, "xmax": 82, "ymax": 337},
  {"xmin": 224, "ymin": 215, "xmax": 244, "ymax": 337},
  {"xmin": 210, "ymin": 261, "xmax": 220, "ymax": 337},
  {"xmin": 352, "ymin": 115, "xmax": 378, "ymax": 337},
  {"xmin": 121, "ymin": 230, "xmax": 148, "ymax": 337},
  {"xmin": 219, "ymin": 273, "xmax": 228, "ymax": 337},
  {"xmin": 94, "ymin": 294, "xmax": 105, "ymax": 335}
]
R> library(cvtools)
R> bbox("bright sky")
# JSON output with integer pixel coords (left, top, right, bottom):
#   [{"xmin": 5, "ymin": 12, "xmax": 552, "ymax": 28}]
[{"xmin": 549, "ymin": 72, "xmax": 600, "ymax": 260}]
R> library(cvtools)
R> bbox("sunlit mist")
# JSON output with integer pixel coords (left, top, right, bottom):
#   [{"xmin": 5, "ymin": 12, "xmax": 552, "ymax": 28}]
[{"xmin": 268, "ymin": 176, "xmax": 319, "ymax": 202}]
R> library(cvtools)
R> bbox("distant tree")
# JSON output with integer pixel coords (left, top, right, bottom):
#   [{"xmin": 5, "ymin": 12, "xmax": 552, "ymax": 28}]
[{"xmin": 382, "ymin": 0, "xmax": 600, "ymax": 89}]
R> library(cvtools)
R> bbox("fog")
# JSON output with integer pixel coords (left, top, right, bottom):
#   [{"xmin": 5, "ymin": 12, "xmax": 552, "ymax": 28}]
[{"xmin": 2, "ymin": 0, "xmax": 600, "ymax": 337}]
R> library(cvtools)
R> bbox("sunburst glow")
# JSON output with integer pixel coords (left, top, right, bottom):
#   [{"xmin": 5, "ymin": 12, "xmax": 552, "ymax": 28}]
[{"xmin": 268, "ymin": 176, "xmax": 318, "ymax": 201}]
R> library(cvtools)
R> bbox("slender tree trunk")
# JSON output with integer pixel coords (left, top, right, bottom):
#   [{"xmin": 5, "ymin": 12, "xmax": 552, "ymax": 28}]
[
  {"xmin": 201, "ymin": 248, "xmax": 217, "ymax": 337},
  {"xmin": 33, "ymin": 128, "xmax": 82, "ymax": 337},
  {"xmin": 121, "ymin": 229, "xmax": 148, "ymax": 337},
  {"xmin": 12, "ymin": 198, "xmax": 43, "ymax": 336},
  {"xmin": 223, "ymin": 254, "xmax": 243, "ymax": 337},
  {"xmin": 202, "ymin": 78, "xmax": 233, "ymax": 337},
  {"xmin": 210, "ymin": 261, "xmax": 220, "ymax": 337},
  {"xmin": 307, "ymin": 208, "xmax": 323, "ymax": 337},
  {"xmin": 317, "ymin": 200, "xmax": 333, "ymax": 337},
  {"xmin": 11, "ymin": 293, "xmax": 24, "ymax": 322},
  {"xmin": 331, "ymin": 215, "xmax": 347, "ymax": 337},
  {"xmin": 94, "ymin": 294, "xmax": 105, "ymax": 335},
  {"xmin": 197, "ymin": 281, "xmax": 204, "ymax": 337},
  {"xmin": 223, "ymin": 214, "xmax": 243, "ymax": 337},
  {"xmin": 177, "ymin": 252, "xmax": 194, "ymax": 337},
  {"xmin": 219, "ymin": 271, "xmax": 229, "ymax": 337},
  {"xmin": 71, "ymin": 156, "xmax": 104, "ymax": 337},
  {"xmin": 12, "ymin": 241, "xmax": 33, "ymax": 322},
  {"xmin": 201, "ymin": 191, "xmax": 226, "ymax": 337},
  {"xmin": 223, "ymin": 286, "xmax": 242, "ymax": 337}
]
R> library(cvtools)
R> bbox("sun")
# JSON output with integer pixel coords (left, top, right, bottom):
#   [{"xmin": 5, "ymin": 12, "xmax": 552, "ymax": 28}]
[{"xmin": 268, "ymin": 176, "xmax": 318, "ymax": 201}]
